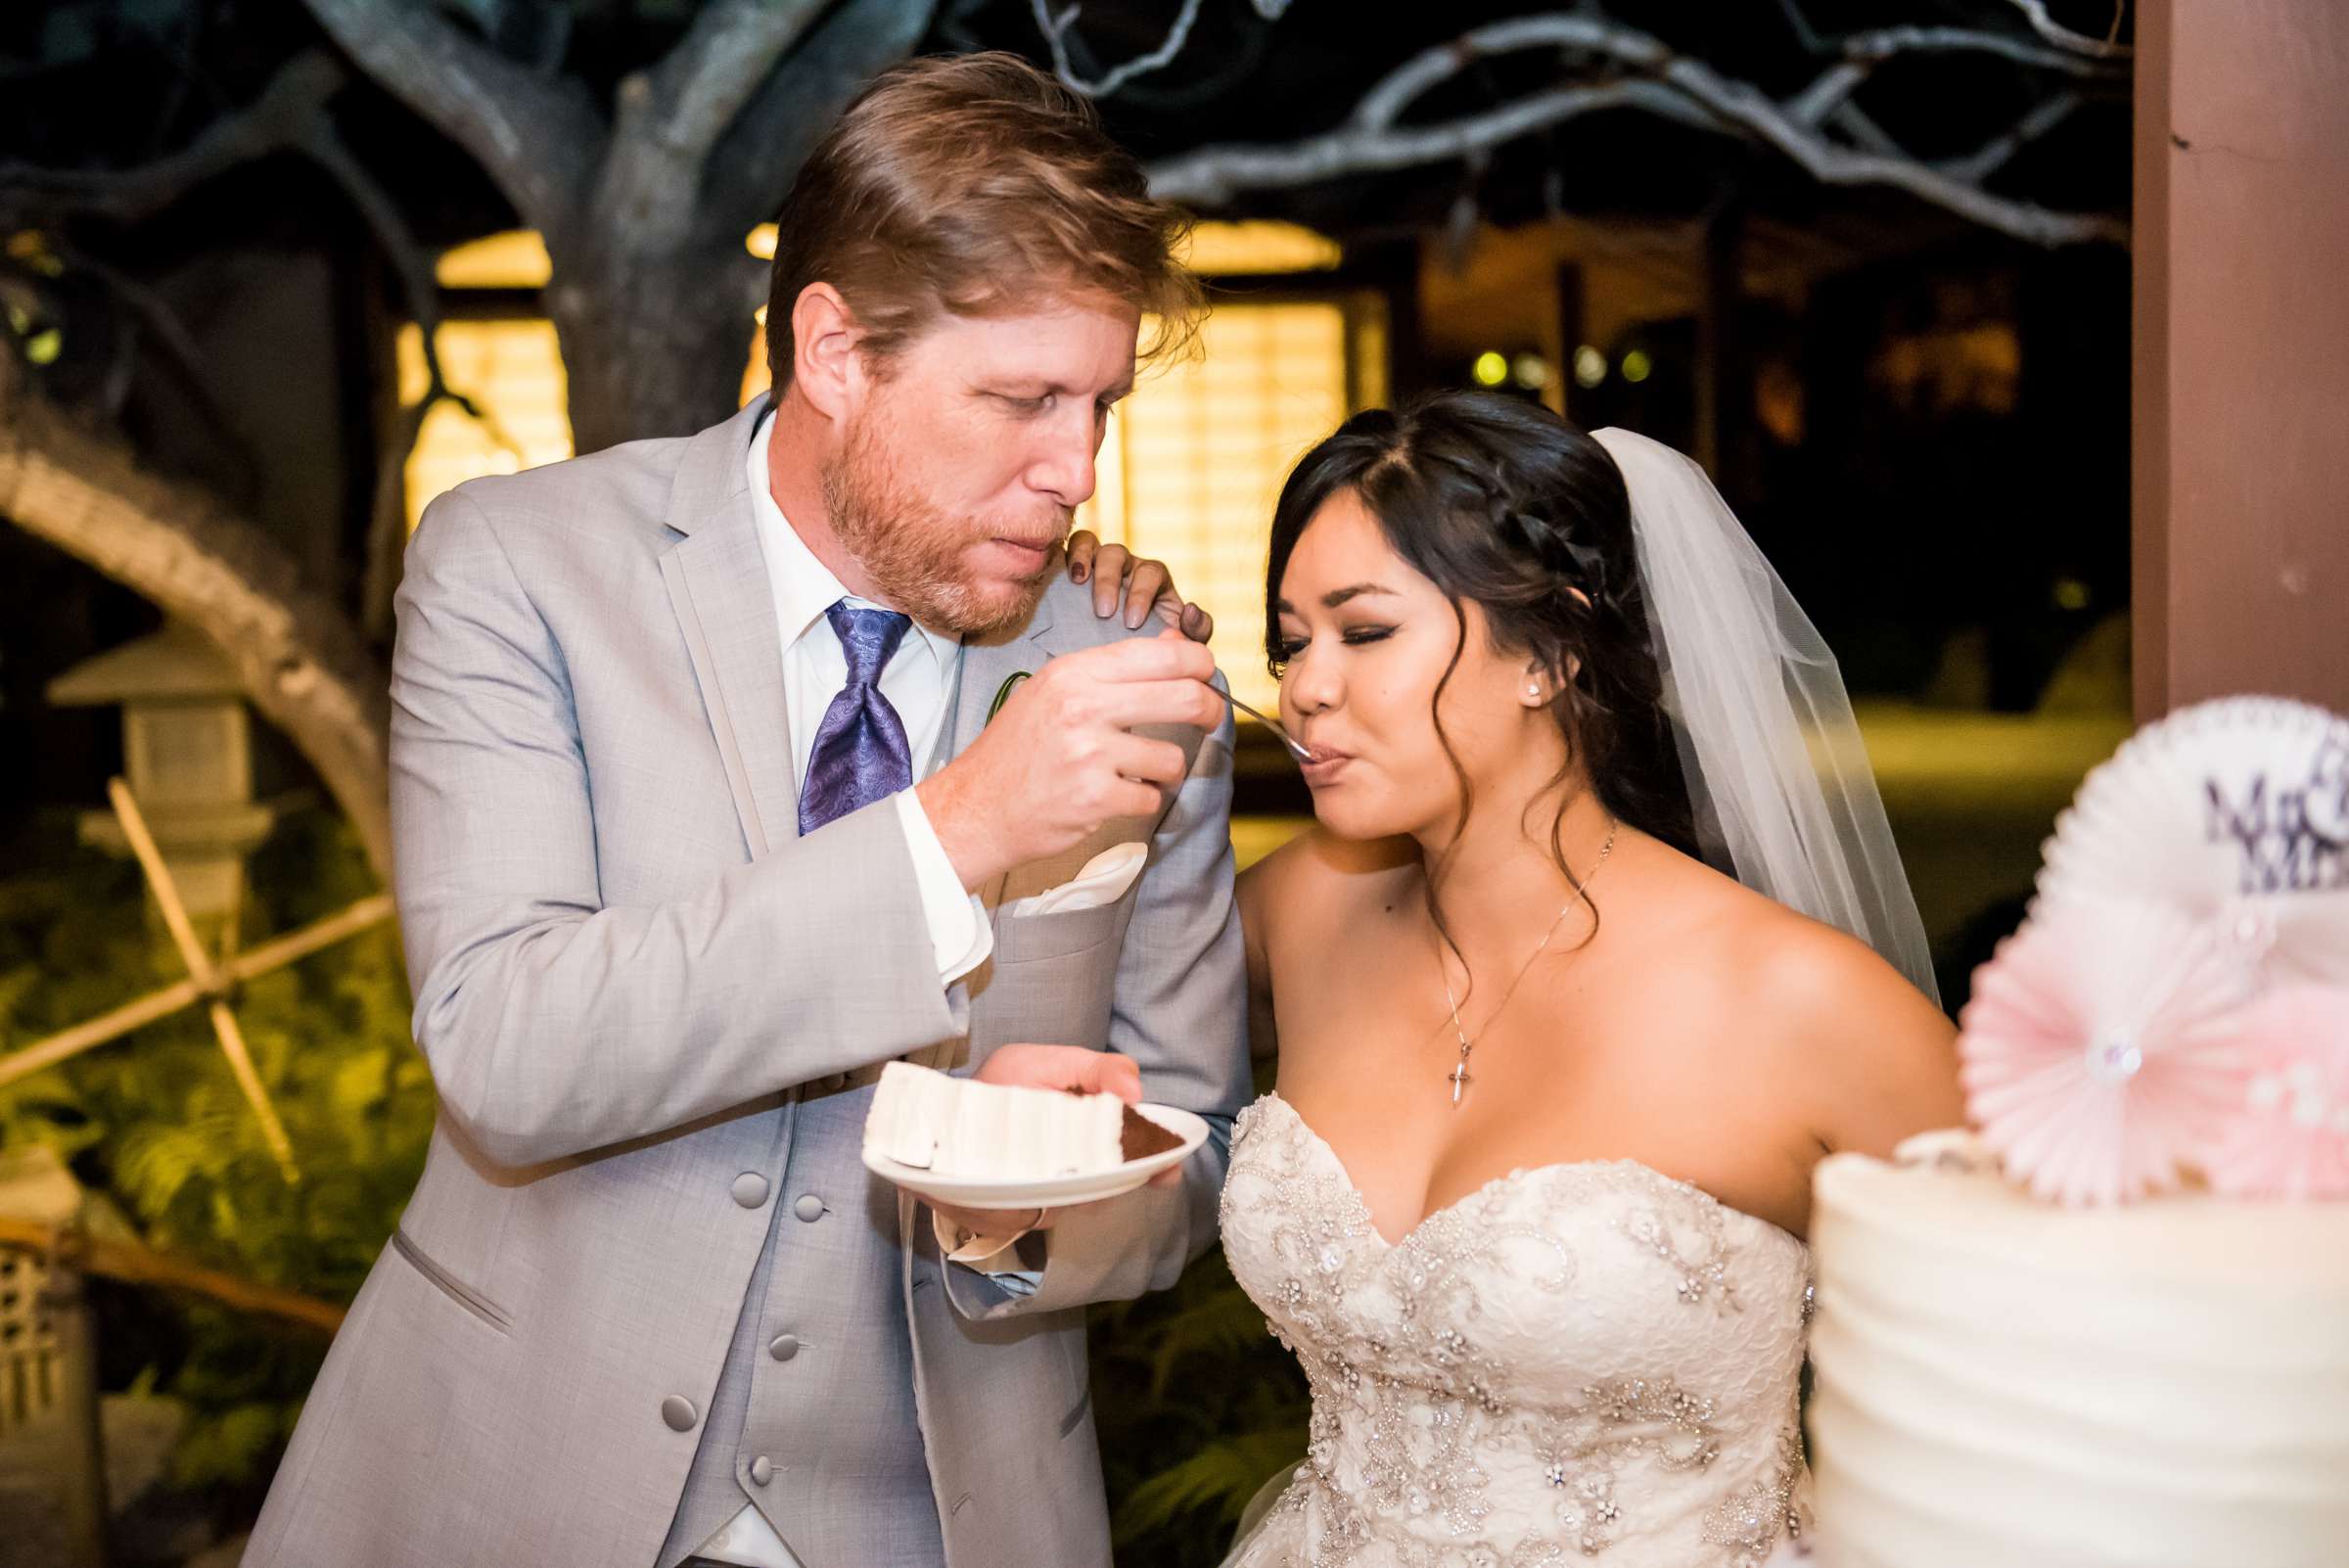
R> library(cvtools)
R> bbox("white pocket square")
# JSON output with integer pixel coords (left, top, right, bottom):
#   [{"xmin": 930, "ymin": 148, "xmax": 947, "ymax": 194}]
[{"xmin": 1009, "ymin": 842, "xmax": 1147, "ymax": 917}]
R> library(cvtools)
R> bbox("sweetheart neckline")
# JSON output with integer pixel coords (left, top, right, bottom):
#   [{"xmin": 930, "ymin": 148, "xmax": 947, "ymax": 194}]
[{"xmin": 1256, "ymin": 1091, "xmax": 1806, "ymax": 1254}]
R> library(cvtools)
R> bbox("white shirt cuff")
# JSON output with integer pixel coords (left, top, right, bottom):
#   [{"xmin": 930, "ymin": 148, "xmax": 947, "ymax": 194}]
[{"xmin": 894, "ymin": 789, "xmax": 993, "ymax": 984}]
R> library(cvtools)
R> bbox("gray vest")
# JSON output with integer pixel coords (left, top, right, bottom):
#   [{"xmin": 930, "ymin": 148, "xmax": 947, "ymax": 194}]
[{"xmin": 657, "ymin": 1079, "xmax": 942, "ymax": 1568}]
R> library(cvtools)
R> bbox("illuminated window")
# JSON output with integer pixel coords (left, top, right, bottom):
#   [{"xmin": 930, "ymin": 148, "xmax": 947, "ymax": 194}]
[
  {"xmin": 1176, "ymin": 220, "xmax": 1343, "ymax": 276},
  {"xmin": 1081, "ymin": 295, "xmax": 1387, "ymax": 714},
  {"xmin": 395, "ymin": 321, "xmax": 573, "ymax": 531},
  {"xmin": 397, "ymin": 232, "xmax": 572, "ymax": 530}
]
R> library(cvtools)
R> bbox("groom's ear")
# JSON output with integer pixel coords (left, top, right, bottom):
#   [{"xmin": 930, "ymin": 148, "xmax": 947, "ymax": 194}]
[{"xmin": 789, "ymin": 282, "xmax": 863, "ymax": 422}]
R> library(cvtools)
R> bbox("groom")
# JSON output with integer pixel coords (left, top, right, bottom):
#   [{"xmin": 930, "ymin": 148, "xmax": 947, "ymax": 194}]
[{"xmin": 246, "ymin": 53, "xmax": 1249, "ymax": 1568}]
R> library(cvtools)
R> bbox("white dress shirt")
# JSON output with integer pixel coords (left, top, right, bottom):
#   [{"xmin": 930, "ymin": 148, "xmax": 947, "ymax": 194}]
[
  {"xmin": 748, "ymin": 409, "xmax": 990, "ymax": 981},
  {"xmin": 691, "ymin": 411, "xmax": 994, "ymax": 1568}
]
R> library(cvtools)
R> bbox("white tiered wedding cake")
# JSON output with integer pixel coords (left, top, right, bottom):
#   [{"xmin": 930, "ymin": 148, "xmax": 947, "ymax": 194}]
[{"xmin": 1804, "ymin": 697, "xmax": 2349, "ymax": 1568}]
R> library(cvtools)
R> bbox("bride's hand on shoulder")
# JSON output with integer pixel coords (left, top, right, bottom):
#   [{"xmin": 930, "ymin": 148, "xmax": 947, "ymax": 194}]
[{"xmin": 1065, "ymin": 530, "xmax": 1214, "ymax": 642}]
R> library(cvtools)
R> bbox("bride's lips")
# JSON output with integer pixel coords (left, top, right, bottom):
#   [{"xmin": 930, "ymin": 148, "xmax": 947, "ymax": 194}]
[{"xmin": 1299, "ymin": 744, "xmax": 1353, "ymax": 786}]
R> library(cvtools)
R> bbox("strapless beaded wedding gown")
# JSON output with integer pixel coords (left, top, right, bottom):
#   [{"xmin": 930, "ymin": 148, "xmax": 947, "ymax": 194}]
[{"xmin": 1220, "ymin": 1094, "xmax": 1816, "ymax": 1568}]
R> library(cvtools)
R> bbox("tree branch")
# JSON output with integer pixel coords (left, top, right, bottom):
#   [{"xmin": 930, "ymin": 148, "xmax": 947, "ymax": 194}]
[
  {"xmin": 703, "ymin": 0, "xmax": 938, "ymax": 245},
  {"xmin": 36, "ymin": 243, "xmax": 263, "ymax": 510},
  {"xmin": 2003, "ymin": 0, "xmax": 2132, "ymax": 60},
  {"xmin": 599, "ymin": 0, "xmax": 835, "ymax": 238},
  {"xmin": 1837, "ymin": 23, "xmax": 2124, "ymax": 74},
  {"xmin": 1149, "ymin": 78, "xmax": 1713, "ymax": 204},
  {"xmin": 1940, "ymin": 89, "xmax": 2083, "ymax": 182},
  {"xmin": 296, "ymin": 0, "xmax": 603, "ymax": 234},
  {"xmin": 1650, "ymin": 47, "xmax": 2126, "ymax": 246},
  {"xmin": 0, "ymin": 52, "xmax": 347, "ymax": 227},
  {"xmin": 1033, "ymin": 0, "xmax": 1207, "ymax": 98},
  {"xmin": 289, "ymin": 117, "xmax": 485, "ymax": 642},
  {"xmin": 0, "ymin": 355, "xmax": 392, "ymax": 876},
  {"xmin": 1144, "ymin": 12, "xmax": 2126, "ymax": 250},
  {"xmin": 638, "ymin": 0, "xmax": 832, "ymax": 165}
]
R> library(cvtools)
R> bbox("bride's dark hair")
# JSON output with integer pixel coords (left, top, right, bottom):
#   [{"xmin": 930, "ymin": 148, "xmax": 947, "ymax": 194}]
[{"xmin": 1264, "ymin": 391, "xmax": 1699, "ymax": 885}]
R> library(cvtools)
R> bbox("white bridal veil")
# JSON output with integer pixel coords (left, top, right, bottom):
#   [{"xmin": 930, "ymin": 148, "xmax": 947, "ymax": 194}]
[{"xmin": 1591, "ymin": 428, "xmax": 1940, "ymax": 1005}]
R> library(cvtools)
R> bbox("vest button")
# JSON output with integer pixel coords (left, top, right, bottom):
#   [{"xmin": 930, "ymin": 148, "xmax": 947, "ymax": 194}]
[
  {"xmin": 768, "ymin": 1333, "xmax": 800, "ymax": 1361},
  {"xmin": 731, "ymin": 1172, "xmax": 770, "ymax": 1209},
  {"xmin": 750, "ymin": 1454, "xmax": 774, "ymax": 1487},
  {"xmin": 793, "ymin": 1193, "xmax": 825, "ymax": 1222},
  {"xmin": 660, "ymin": 1395, "xmax": 697, "ymax": 1432}
]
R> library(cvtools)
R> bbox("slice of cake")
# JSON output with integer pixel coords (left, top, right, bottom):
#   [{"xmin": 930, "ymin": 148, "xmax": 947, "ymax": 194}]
[{"xmin": 864, "ymin": 1061, "xmax": 1177, "ymax": 1180}]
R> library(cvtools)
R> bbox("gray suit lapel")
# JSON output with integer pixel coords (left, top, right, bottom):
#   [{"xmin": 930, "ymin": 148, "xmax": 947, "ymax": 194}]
[{"xmin": 659, "ymin": 399, "xmax": 800, "ymax": 860}]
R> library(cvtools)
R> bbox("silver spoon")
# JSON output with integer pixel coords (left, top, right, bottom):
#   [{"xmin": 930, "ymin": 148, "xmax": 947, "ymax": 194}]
[{"xmin": 1222, "ymin": 692, "xmax": 1313, "ymax": 762}]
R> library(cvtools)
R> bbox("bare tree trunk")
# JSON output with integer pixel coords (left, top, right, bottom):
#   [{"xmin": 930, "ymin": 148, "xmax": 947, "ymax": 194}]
[
  {"xmin": 0, "ymin": 356, "xmax": 392, "ymax": 877},
  {"xmin": 548, "ymin": 239, "xmax": 766, "ymax": 452}
]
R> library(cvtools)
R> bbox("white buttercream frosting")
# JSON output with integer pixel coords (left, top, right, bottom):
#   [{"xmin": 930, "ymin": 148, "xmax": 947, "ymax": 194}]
[
  {"xmin": 863, "ymin": 1060, "xmax": 1125, "ymax": 1179},
  {"xmin": 1806, "ymin": 1142, "xmax": 2349, "ymax": 1568}
]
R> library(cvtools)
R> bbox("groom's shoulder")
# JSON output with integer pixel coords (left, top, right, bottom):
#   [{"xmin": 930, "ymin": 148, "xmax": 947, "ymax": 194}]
[
  {"xmin": 1031, "ymin": 573, "xmax": 1151, "ymax": 652},
  {"xmin": 415, "ymin": 422, "xmax": 714, "ymax": 567},
  {"xmin": 1029, "ymin": 576, "xmax": 1217, "ymax": 671}
]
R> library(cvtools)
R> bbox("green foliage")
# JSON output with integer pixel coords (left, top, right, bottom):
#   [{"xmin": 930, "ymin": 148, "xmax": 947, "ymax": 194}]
[
  {"xmin": 0, "ymin": 811, "xmax": 433, "ymax": 1499},
  {"xmin": 0, "ymin": 811, "xmax": 1310, "ymax": 1559}
]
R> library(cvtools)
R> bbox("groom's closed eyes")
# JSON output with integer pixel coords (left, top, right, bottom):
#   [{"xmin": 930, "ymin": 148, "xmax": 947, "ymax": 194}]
[{"xmin": 975, "ymin": 378, "xmax": 1133, "ymax": 419}]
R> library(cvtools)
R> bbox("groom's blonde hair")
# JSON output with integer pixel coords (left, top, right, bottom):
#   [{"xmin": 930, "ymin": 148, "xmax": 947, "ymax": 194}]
[{"xmin": 763, "ymin": 51, "xmax": 1202, "ymax": 392}]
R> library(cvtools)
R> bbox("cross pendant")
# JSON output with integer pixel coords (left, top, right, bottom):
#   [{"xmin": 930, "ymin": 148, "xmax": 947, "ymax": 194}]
[{"xmin": 1447, "ymin": 1061, "xmax": 1471, "ymax": 1106}]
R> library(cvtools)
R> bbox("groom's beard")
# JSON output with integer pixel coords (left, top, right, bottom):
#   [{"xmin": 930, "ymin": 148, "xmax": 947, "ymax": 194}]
[{"xmin": 822, "ymin": 410, "xmax": 1067, "ymax": 638}]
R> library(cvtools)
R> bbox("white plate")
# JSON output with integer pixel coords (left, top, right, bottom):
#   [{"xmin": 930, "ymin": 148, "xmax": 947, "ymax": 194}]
[{"xmin": 862, "ymin": 1102, "xmax": 1210, "ymax": 1209}]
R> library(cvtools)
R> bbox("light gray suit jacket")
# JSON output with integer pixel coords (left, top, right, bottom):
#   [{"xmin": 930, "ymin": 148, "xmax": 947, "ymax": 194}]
[{"xmin": 244, "ymin": 398, "xmax": 1250, "ymax": 1568}]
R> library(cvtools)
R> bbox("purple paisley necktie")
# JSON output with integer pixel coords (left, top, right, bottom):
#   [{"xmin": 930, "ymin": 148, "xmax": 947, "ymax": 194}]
[{"xmin": 798, "ymin": 600, "xmax": 914, "ymax": 834}]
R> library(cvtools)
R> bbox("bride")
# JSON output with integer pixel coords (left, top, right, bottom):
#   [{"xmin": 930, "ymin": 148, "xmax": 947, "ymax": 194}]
[{"xmin": 1073, "ymin": 390, "xmax": 1958, "ymax": 1566}]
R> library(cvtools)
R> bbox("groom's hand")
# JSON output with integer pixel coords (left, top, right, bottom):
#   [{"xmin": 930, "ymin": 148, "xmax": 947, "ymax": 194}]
[
  {"xmin": 976, "ymin": 1042, "xmax": 1144, "ymax": 1101},
  {"xmin": 917, "ymin": 626, "xmax": 1221, "ymax": 890},
  {"xmin": 971, "ymin": 1044, "xmax": 1181, "ymax": 1192}
]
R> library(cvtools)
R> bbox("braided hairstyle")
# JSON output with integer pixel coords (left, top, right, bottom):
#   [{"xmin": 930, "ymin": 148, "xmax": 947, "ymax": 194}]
[{"xmin": 1264, "ymin": 391, "xmax": 1698, "ymax": 875}]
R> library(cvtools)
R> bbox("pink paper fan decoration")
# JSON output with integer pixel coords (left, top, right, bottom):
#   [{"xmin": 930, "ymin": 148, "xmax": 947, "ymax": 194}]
[
  {"xmin": 1959, "ymin": 899, "xmax": 2254, "ymax": 1206},
  {"xmin": 2203, "ymin": 984, "xmax": 2349, "ymax": 1201}
]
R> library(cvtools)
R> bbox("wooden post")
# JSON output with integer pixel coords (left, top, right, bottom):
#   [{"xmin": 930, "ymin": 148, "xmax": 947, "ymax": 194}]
[
  {"xmin": 1554, "ymin": 262, "xmax": 1587, "ymax": 426},
  {"xmin": 2134, "ymin": 0, "xmax": 2349, "ymax": 718}
]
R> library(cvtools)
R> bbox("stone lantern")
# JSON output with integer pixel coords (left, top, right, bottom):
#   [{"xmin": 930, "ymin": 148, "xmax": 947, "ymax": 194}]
[
  {"xmin": 0, "ymin": 1143, "xmax": 107, "ymax": 1568},
  {"xmin": 46, "ymin": 623, "xmax": 286, "ymax": 937}
]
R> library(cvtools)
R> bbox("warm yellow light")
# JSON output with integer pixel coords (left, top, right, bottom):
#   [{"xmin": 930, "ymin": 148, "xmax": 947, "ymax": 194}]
[
  {"xmin": 2053, "ymin": 577, "xmax": 2092, "ymax": 611},
  {"xmin": 1083, "ymin": 300, "xmax": 1359, "ymax": 714},
  {"xmin": 749, "ymin": 218, "xmax": 1336, "ymax": 279},
  {"xmin": 1472, "ymin": 350, "xmax": 1508, "ymax": 387},
  {"xmin": 743, "ymin": 321, "xmax": 770, "ymax": 406},
  {"xmin": 1573, "ymin": 346, "xmax": 1607, "ymax": 389},
  {"xmin": 1621, "ymin": 349, "xmax": 1652, "ymax": 384},
  {"xmin": 1510, "ymin": 352, "xmax": 1550, "ymax": 392},
  {"xmin": 1178, "ymin": 220, "xmax": 1342, "ymax": 276},
  {"xmin": 396, "ymin": 321, "xmax": 573, "ymax": 530},
  {"xmin": 435, "ymin": 230, "xmax": 551, "ymax": 289}
]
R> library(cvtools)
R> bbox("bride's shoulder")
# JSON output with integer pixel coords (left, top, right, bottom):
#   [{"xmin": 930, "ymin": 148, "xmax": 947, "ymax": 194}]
[{"xmin": 1679, "ymin": 862, "xmax": 1960, "ymax": 1142}]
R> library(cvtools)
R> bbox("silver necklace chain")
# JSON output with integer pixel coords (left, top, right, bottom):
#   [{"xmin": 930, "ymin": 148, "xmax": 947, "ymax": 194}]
[{"xmin": 1440, "ymin": 819, "xmax": 1618, "ymax": 1107}]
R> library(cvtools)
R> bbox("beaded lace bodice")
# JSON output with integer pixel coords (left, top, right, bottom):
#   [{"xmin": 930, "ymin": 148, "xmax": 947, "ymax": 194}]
[{"xmin": 1221, "ymin": 1094, "xmax": 1814, "ymax": 1568}]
